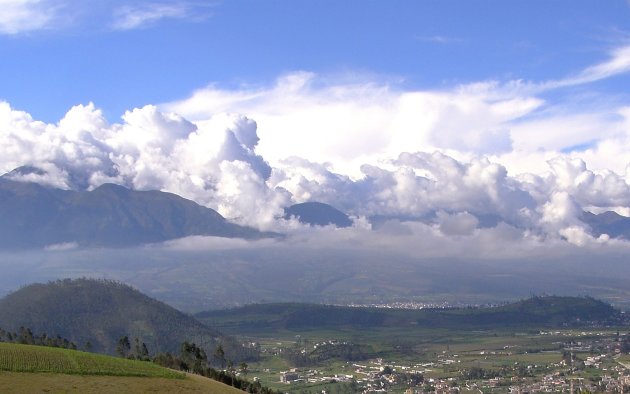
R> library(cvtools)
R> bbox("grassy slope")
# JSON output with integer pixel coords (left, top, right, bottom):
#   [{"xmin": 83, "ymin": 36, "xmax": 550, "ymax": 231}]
[
  {"xmin": 0, "ymin": 372, "xmax": 244, "ymax": 394},
  {"xmin": 0, "ymin": 343, "xmax": 242, "ymax": 393},
  {"xmin": 0, "ymin": 342, "xmax": 182, "ymax": 377}
]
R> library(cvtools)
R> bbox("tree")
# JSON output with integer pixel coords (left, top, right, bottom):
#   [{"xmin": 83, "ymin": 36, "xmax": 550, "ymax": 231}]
[
  {"xmin": 381, "ymin": 365, "xmax": 393, "ymax": 375},
  {"xmin": 140, "ymin": 342, "xmax": 150, "ymax": 360},
  {"xmin": 116, "ymin": 336, "xmax": 131, "ymax": 358},
  {"xmin": 134, "ymin": 338, "xmax": 141, "ymax": 359},
  {"xmin": 239, "ymin": 362, "xmax": 248, "ymax": 376},
  {"xmin": 214, "ymin": 344, "xmax": 226, "ymax": 369}
]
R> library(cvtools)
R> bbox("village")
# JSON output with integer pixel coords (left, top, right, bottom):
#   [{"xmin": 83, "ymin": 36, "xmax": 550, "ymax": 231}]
[{"xmin": 265, "ymin": 330, "xmax": 630, "ymax": 394}]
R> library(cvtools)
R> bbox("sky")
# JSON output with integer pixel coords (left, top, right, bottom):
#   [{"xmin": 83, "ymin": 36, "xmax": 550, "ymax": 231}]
[{"xmin": 4, "ymin": 1, "xmax": 630, "ymax": 250}]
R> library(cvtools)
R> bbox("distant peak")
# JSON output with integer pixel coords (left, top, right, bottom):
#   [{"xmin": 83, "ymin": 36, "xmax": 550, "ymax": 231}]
[
  {"xmin": 91, "ymin": 183, "xmax": 130, "ymax": 194},
  {"xmin": 284, "ymin": 201, "xmax": 353, "ymax": 228},
  {"xmin": 2, "ymin": 165, "xmax": 47, "ymax": 178}
]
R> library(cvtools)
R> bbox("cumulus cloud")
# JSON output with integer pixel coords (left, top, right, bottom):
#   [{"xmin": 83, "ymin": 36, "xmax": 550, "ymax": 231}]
[
  {"xmin": 4, "ymin": 94, "xmax": 630, "ymax": 244},
  {"xmin": 162, "ymin": 43, "xmax": 630, "ymax": 180},
  {"xmin": 164, "ymin": 72, "xmax": 546, "ymax": 174},
  {"xmin": 0, "ymin": 101, "xmax": 283, "ymax": 227}
]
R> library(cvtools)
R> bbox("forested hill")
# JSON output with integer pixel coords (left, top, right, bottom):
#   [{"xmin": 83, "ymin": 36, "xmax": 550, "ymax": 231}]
[
  {"xmin": 0, "ymin": 278, "xmax": 254, "ymax": 361},
  {"xmin": 414, "ymin": 296, "xmax": 622, "ymax": 328},
  {"xmin": 197, "ymin": 296, "xmax": 623, "ymax": 332}
]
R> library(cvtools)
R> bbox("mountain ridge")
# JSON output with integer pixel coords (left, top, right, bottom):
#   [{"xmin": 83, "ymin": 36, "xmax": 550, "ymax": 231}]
[
  {"xmin": 0, "ymin": 176, "xmax": 272, "ymax": 249},
  {"xmin": 196, "ymin": 296, "xmax": 623, "ymax": 332}
]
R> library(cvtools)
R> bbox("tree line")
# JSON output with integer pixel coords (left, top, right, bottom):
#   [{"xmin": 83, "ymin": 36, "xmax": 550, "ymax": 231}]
[
  {"xmin": 150, "ymin": 340, "xmax": 280, "ymax": 394},
  {"xmin": 0, "ymin": 326, "xmax": 80, "ymax": 350}
]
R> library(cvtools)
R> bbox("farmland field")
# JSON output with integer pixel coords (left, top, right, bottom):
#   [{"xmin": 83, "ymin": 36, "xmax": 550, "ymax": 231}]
[
  {"xmin": 0, "ymin": 342, "xmax": 183, "ymax": 377},
  {"xmin": 204, "ymin": 321, "xmax": 629, "ymax": 393}
]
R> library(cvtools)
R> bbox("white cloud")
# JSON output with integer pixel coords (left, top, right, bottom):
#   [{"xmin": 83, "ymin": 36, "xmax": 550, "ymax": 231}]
[
  {"xmin": 44, "ymin": 242, "xmax": 78, "ymax": 251},
  {"xmin": 414, "ymin": 35, "xmax": 463, "ymax": 44},
  {"xmin": 4, "ymin": 96, "xmax": 630, "ymax": 244},
  {"xmin": 0, "ymin": 0, "xmax": 59, "ymax": 34},
  {"xmin": 436, "ymin": 211, "xmax": 479, "ymax": 236},
  {"xmin": 549, "ymin": 45, "xmax": 630, "ymax": 88},
  {"xmin": 111, "ymin": 2, "xmax": 209, "ymax": 30},
  {"xmin": 164, "ymin": 72, "xmax": 545, "ymax": 176},
  {"xmin": 0, "ymin": 0, "xmax": 212, "ymax": 34}
]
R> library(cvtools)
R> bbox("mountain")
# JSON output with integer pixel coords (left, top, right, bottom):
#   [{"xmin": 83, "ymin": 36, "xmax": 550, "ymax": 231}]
[
  {"xmin": 0, "ymin": 176, "xmax": 271, "ymax": 249},
  {"xmin": 196, "ymin": 296, "xmax": 622, "ymax": 333},
  {"xmin": 0, "ymin": 278, "xmax": 255, "ymax": 361},
  {"xmin": 284, "ymin": 202, "xmax": 352, "ymax": 227},
  {"xmin": 581, "ymin": 210, "xmax": 630, "ymax": 240}
]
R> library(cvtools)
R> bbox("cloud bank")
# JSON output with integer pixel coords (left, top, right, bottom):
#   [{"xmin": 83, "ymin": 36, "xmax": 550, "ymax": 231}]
[{"xmin": 4, "ymin": 45, "xmax": 630, "ymax": 245}]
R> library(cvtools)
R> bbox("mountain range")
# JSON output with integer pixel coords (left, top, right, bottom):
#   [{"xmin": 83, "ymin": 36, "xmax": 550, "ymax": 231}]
[
  {"xmin": 3, "ymin": 166, "xmax": 630, "ymax": 249},
  {"xmin": 0, "ymin": 172, "xmax": 270, "ymax": 249}
]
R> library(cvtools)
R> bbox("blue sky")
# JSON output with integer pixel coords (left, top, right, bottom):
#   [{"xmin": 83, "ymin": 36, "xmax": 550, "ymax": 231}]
[{"xmin": 2, "ymin": 1, "xmax": 630, "ymax": 122}]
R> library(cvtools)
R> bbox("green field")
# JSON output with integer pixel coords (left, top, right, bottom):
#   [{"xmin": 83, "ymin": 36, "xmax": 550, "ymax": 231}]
[
  {"xmin": 0, "ymin": 342, "xmax": 183, "ymax": 378},
  {"xmin": 0, "ymin": 343, "xmax": 245, "ymax": 393}
]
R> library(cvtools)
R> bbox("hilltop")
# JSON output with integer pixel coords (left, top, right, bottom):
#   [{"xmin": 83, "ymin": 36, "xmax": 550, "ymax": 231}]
[{"xmin": 0, "ymin": 278, "xmax": 253, "ymax": 361}]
